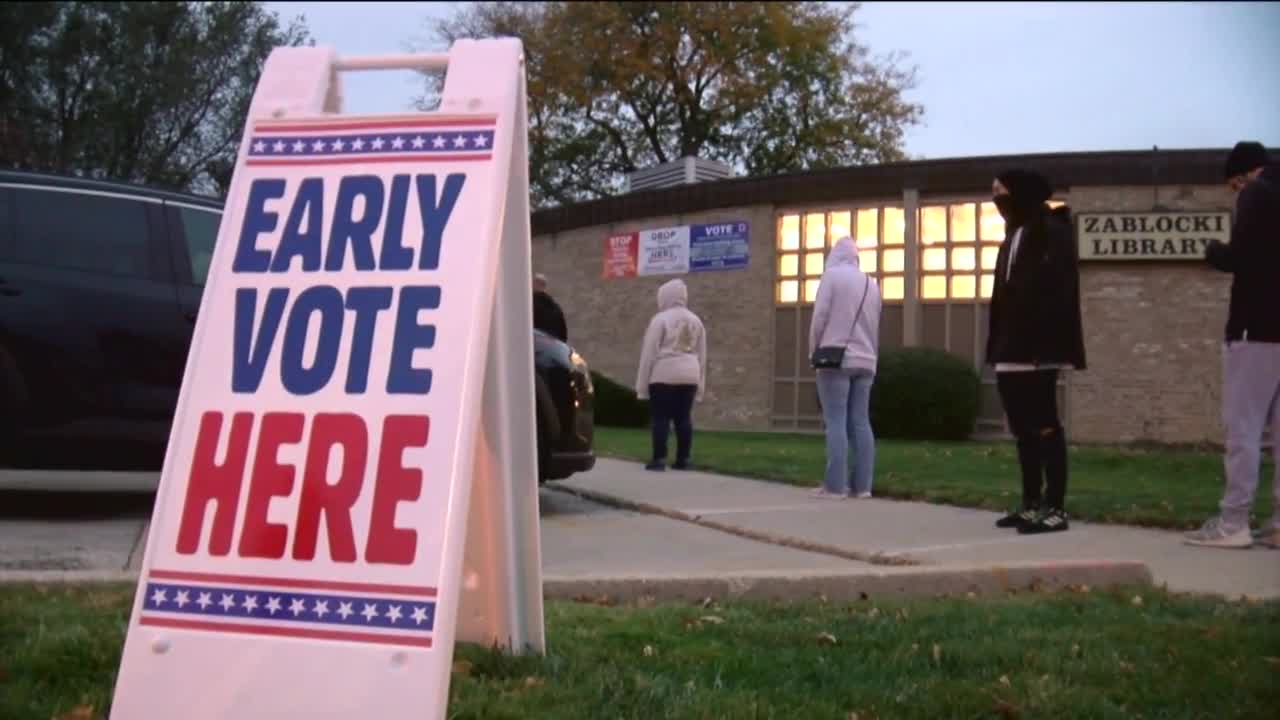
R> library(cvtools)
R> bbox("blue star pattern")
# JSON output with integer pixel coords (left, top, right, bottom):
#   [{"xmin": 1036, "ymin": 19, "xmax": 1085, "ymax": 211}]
[
  {"xmin": 247, "ymin": 130, "xmax": 495, "ymax": 158},
  {"xmin": 142, "ymin": 582, "xmax": 436, "ymax": 633}
]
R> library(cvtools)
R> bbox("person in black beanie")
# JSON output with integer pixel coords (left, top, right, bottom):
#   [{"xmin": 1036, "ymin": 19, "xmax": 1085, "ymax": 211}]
[
  {"xmin": 985, "ymin": 169, "xmax": 1086, "ymax": 535},
  {"xmin": 1184, "ymin": 141, "xmax": 1280, "ymax": 549}
]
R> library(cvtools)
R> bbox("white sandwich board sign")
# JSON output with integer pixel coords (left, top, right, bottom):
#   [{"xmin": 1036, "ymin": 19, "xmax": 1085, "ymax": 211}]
[{"xmin": 110, "ymin": 39, "xmax": 544, "ymax": 720}]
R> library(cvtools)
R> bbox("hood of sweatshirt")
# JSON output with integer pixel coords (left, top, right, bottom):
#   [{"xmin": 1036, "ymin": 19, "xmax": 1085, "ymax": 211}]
[
  {"xmin": 1256, "ymin": 164, "xmax": 1280, "ymax": 197},
  {"xmin": 826, "ymin": 236, "xmax": 860, "ymax": 269},
  {"xmin": 657, "ymin": 278, "xmax": 688, "ymax": 311}
]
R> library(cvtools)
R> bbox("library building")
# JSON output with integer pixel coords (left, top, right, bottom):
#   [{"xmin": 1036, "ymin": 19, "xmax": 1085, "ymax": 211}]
[{"xmin": 529, "ymin": 148, "xmax": 1264, "ymax": 445}]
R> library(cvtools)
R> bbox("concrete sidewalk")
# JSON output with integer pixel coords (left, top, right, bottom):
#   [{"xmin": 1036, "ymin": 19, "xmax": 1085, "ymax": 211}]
[{"xmin": 561, "ymin": 459, "xmax": 1280, "ymax": 599}]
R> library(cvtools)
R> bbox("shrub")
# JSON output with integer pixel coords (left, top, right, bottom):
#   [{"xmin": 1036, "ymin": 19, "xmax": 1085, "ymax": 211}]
[
  {"xmin": 869, "ymin": 348, "xmax": 981, "ymax": 441},
  {"xmin": 591, "ymin": 371, "xmax": 650, "ymax": 427}
]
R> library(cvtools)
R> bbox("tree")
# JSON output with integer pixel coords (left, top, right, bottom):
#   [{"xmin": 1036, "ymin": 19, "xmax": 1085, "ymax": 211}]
[
  {"xmin": 417, "ymin": 1, "xmax": 922, "ymax": 208},
  {"xmin": 0, "ymin": 2, "xmax": 310, "ymax": 196}
]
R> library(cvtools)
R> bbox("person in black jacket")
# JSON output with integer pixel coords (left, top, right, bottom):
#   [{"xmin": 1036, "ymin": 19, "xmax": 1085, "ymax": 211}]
[
  {"xmin": 532, "ymin": 273, "xmax": 569, "ymax": 343},
  {"xmin": 984, "ymin": 169, "xmax": 1086, "ymax": 535},
  {"xmin": 1184, "ymin": 142, "xmax": 1280, "ymax": 550}
]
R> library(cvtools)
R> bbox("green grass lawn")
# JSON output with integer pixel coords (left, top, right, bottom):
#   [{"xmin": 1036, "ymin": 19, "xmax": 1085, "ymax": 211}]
[
  {"xmin": 1, "ymin": 583, "xmax": 1276, "ymax": 720},
  {"xmin": 594, "ymin": 428, "xmax": 1276, "ymax": 531}
]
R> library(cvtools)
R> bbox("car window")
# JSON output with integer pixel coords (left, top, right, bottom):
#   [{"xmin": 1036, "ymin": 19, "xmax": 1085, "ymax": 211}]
[
  {"xmin": 12, "ymin": 187, "xmax": 151, "ymax": 278},
  {"xmin": 176, "ymin": 206, "xmax": 220, "ymax": 287}
]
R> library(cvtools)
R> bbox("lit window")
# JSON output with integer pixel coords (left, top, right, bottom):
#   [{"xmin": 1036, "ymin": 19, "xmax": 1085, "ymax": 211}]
[
  {"xmin": 883, "ymin": 248, "xmax": 904, "ymax": 273},
  {"xmin": 779, "ymin": 254, "xmax": 799, "ymax": 278},
  {"xmin": 830, "ymin": 211, "xmax": 851, "ymax": 246},
  {"xmin": 922, "ymin": 248, "xmax": 946, "ymax": 271},
  {"xmin": 981, "ymin": 245, "xmax": 1000, "ymax": 270},
  {"xmin": 883, "ymin": 208, "xmax": 904, "ymax": 245},
  {"xmin": 950, "ymin": 203, "xmax": 977, "ymax": 244},
  {"xmin": 980, "ymin": 274, "xmax": 994, "ymax": 298},
  {"xmin": 951, "ymin": 247, "xmax": 976, "ymax": 271},
  {"xmin": 979, "ymin": 202, "xmax": 1004, "ymax": 242},
  {"xmin": 856, "ymin": 208, "xmax": 879, "ymax": 247},
  {"xmin": 951, "ymin": 275, "xmax": 977, "ymax": 299},
  {"xmin": 859, "ymin": 250, "xmax": 877, "ymax": 272},
  {"xmin": 921, "ymin": 275, "xmax": 947, "ymax": 299},
  {"xmin": 805, "ymin": 252, "xmax": 824, "ymax": 276},
  {"xmin": 805, "ymin": 213, "xmax": 826, "ymax": 249},
  {"xmin": 882, "ymin": 276, "xmax": 904, "ymax": 301},
  {"xmin": 778, "ymin": 280, "xmax": 799, "ymax": 303},
  {"xmin": 804, "ymin": 279, "xmax": 821, "ymax": 303},
  {"xmin": 920, "ymin": 206, "xmax": 946, "ymax": 245},
  {"xmin": 780, "ymin": 215, "xmax": 800, "ymax": 250}
]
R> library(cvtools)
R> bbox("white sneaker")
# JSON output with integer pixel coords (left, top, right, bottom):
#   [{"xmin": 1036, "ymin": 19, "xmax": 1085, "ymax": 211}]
[
  {"xmin": 1183, "ymin": 517, "xmax": 1252, "ymax": 548},
  {"xmin": 854, "ymin": 492, "xmax": 872, "ymax": 499}
]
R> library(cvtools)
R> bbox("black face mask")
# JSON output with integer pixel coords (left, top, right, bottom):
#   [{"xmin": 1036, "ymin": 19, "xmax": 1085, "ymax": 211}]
[{"xmin": 993, "ymin": 194, "xmax": 1018, "ymax": 224}]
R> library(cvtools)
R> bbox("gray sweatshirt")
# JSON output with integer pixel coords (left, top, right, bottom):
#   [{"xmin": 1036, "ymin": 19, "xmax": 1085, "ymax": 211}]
[
  {"xmin": 808, "ymin": 237, "xmax": 882, "ymax": 373},
  {"xmin": 635, "ymin": 278, "xmax": 708, "ymax": 400}
]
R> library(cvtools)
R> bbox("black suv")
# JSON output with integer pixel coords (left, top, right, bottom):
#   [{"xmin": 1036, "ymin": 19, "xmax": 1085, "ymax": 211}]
[{"xmin": 0, "ymin": 170, "xmax": 595, "ymax": 481}]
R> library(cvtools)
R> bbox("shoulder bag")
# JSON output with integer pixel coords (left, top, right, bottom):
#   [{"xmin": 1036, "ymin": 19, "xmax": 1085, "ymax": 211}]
[{"xmin": 810, "ymin": 277, "xmax": 870, "ymax": 369}]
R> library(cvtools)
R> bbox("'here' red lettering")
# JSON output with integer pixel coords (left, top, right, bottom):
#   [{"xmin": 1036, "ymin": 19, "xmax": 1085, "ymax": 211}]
[
  {"xmin": 176, "ymin": 412, "xmax": 254, "ymax": 556},
  {"xmin": 293, "ymin": 413, "xmax": 367, "ymax": 562},
  {"xmin": 365, "ymin": 415, "xmax": 429, "ymax": 564},
  {"xmin": 238, "ymin": 412, "xmax": 304, "ymax": 559}
]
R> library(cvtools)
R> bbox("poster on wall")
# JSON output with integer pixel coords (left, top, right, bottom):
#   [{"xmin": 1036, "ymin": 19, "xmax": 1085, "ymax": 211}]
[
  {"xmin": 602, "ymin": 232, "xmax": 639, "ymax": 278},
  {"xmin": 602, "ymin": 221, "xmax": 750, "ymax": 279},
  {"xmin": 637, "ymin": 226, "xmax": 692, "ymax": 276},
  {"xmin": 690, "ymin": 221, "xmax": 750, "ymax": 272}
]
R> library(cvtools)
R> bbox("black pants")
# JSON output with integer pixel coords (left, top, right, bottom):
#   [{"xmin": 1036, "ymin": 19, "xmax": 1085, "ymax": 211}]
[
  {"xmin": 996, "ymin": 370, "xmax": 1068, "ymax": 510},
  {"xmin": 649, "ymin": 383, "xmax": 697, "ymax": 465}
]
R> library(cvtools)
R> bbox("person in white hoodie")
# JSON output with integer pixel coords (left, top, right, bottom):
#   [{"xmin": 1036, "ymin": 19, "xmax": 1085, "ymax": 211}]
[
  {"xmin": 809, "ymin": 237, "xmax": 882, "ymax": 499},
  {"xmin": 635, "ymin": 278, "xmax": 708, "ymax": 471}
]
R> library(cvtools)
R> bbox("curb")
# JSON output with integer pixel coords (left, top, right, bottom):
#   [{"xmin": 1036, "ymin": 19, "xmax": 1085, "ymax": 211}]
[
  {"xmin": 553, "ymin": 484, "xmax": 921, "ymax": 567},
  {"xmin": 2, "ymin": 561, "xmax": 1154, "ymax": 604},
  {"xmin": 543, "ymin": 561, "xmax": 1155, "ymax": 604}
]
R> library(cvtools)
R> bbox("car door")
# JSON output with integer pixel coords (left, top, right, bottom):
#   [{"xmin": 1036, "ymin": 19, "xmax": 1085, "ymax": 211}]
[{"xmin": 0, "ymin": 183, "xmax": 189, "ymax": 446}]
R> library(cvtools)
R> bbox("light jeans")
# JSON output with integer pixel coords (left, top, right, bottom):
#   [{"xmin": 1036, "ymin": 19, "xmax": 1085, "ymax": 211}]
[
  {"xmin": 816, "ymin": 368, "xmax": 876, "ymax": 495},
  {"xmin": 1219, "ymin": 341, "xmax": 1280, "ymax": 531}
]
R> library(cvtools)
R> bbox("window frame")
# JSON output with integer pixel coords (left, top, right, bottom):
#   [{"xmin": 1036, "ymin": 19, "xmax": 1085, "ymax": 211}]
[
  {"xmin": 4, "ymin": 182, "xmax": 168, "ymax": 282},
  {"xmin": 166, "ymin": 201, "xmax": 223, "ymax": 288}
]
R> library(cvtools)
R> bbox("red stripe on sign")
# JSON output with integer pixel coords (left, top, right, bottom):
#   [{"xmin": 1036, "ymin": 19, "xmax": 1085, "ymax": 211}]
[
  {"xmin": 245, "ymin": 154, "xmax": 491, "ymax": 167},
  {"xmin": 148, "ymin": 569, "xmax": 437, "ymax": 598},
  {"xmin": 140, "ymin": 617, "xmax": 433, "ymax": 648},
  {"xmin": 254, "ymin": 117, "xmax": 497, "ymax": 132}
]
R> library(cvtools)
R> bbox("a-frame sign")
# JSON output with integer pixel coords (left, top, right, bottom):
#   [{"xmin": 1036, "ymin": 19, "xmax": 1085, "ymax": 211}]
[{"xmin": 111, "ymin": 38, "xmax": 544, "ymax": 720}]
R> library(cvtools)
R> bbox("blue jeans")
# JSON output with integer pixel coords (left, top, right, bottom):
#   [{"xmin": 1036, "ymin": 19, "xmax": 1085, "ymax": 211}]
[{"xmin": 816, "ymin": 369, "xmax": 876, "ymax": 495}]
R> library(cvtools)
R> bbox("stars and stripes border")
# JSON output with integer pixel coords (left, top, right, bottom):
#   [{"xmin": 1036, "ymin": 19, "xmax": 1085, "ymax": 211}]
[
  {"xmin": 244, "ymin": 115, "xmax": 497, "ymax": 167},
  {"xmin": 138, "ymin": 569, "xmax": 437, "ymax": 648}
]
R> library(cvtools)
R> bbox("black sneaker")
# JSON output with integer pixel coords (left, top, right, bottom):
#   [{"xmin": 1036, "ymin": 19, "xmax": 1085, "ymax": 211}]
[
  {"xmin": 645, "ymin": 462, "xmax": 666, "ymax": 472},
  {"xmin": 1019, "ymin": 508, "xmax": 1070, "ymax": 535},
  {"xmin": 672, "ymin": 461, "xmax": 693, "ymax": 471},
  {"xmin": 996, "ymin": 507, "xmax": 1038, "ymax": 529}
]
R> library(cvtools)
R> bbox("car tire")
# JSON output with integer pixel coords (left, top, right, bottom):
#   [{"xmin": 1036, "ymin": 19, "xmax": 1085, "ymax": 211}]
[{"xmin": 534, "ymin": 375, "xmax": 559, "ymax": 483}]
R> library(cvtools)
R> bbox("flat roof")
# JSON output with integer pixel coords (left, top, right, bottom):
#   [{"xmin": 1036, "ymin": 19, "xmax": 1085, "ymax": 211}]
[{"xmin": 531, "ymin": 147, "xmax": 1268, "ymax": 236}]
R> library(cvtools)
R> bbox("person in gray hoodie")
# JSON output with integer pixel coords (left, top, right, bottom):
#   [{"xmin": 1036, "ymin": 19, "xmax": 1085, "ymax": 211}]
[
  {"xmin": 635, "ymin": 278, "xmax": 708, "ymax": 471},
  {"xmin": 809, "ymin": 237, "xmax": 882, "ymax": 499}
]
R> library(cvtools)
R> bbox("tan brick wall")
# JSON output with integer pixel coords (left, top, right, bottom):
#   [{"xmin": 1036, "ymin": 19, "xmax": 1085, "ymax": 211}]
[
  {"xmin": 1069, "ymin": 184, "xmax": 1234, "ymax": 444},
  {"xmin": 533, "ymin": 182, "xmax": 1239, "ymax": 445},
  {"xmin": 532, "ymin": 204, "xmax": 777, "ymax": 430}
]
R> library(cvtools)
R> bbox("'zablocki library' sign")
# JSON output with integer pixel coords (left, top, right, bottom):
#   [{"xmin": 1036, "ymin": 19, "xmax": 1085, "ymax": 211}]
[{"xmin": 1077, "ymin": 211, "xmax": 1232, "ymax": 261}]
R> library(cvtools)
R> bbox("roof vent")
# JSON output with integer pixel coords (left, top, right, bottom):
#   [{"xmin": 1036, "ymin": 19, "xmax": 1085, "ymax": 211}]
[{"xmin": 625, "ymin": 156, "xmax": 732, "ymax": 193}]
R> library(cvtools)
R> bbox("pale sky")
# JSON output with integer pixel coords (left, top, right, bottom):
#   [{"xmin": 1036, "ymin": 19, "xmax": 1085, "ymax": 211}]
[{"xmin": 264, "ymin": 1, "xmax": 1279, "ymax": 161}]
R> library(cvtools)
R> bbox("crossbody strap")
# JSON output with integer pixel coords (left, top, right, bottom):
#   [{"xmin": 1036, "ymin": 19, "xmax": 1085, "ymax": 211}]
[{"xmin": 844, "ymin": 276, "xmax": 870, "ymax": 345}]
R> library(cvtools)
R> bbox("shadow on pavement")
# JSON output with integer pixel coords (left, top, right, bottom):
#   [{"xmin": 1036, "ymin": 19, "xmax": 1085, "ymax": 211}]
[{"xmin": 0, "ymin": 490, "xmax": 156, "ymax": 521}]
